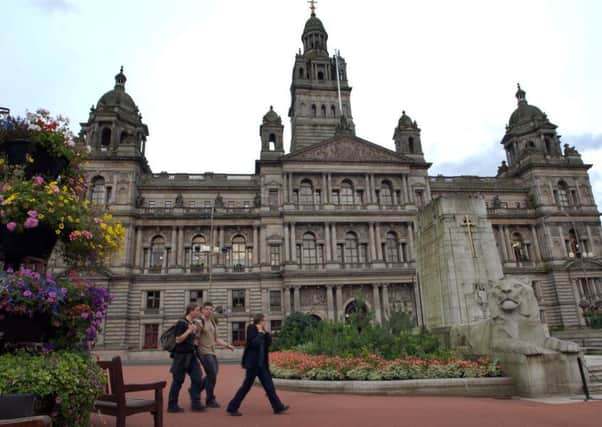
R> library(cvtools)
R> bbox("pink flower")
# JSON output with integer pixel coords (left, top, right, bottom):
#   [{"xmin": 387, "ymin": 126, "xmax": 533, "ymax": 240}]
[
  {"xmin": 81, "ymin": 312, "xmax": 89, "ymax": 319},
  {"xmin": 82, "ymin": 230, "xmax": 93, "ymax": 239},
  {"xmin": 32, "ymin": 176, "xmax": 44, "ymax": 185},
  {"xmin": 24, "ymin": 217, "xmax": 39, "ymax": 229},
  {"xmin": 23, "ymin": 290, "xmax": 32, "ymax": 297},
  {"xmin": 27, "ymin": 210, "xmax": 38, "ymax": 218},
  {"xmin": 6, "ymin": 222, "xmax": 16, "ymax": 232}
]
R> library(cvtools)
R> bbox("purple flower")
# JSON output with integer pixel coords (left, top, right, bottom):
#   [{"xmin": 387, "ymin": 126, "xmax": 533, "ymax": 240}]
[
  {"xmin": 26, "ymin": 210, "xmax": 38, "ymax": 218},
  {"xmin": 48, "ymin": 291, "xmax": 56, "ymax": 298},
  {"xmin": 23, "ymin": 290, "xmax": 32, "ymax": 297},
  {"xmin": 32, "ymin": 176, "xmax": 44, "ymax": 185},
  {"xmin": 23, "ymin": 217, "xmax": 39, "ymax": 229},
  {"xmin": 81, "ymin": 312, "xmax": 89, "ymax": 319},
  {"xmin": 6, "ymin": 222, "xmax": 16, "ymax": 232}
]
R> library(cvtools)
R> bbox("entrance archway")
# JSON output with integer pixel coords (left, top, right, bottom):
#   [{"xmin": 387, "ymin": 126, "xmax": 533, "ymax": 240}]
[{"xmin": 344, "ymin": 299, "xmax": 368, "ymax": 321}]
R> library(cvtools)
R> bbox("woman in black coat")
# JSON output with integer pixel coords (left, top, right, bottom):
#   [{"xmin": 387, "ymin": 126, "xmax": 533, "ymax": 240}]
[{"xmin": 226, "ymin": 313, "xmax": 289, "ymax": 416}]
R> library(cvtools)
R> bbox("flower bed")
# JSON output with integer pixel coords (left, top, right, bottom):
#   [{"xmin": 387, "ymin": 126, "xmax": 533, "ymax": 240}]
[{"xmin": 270, "ymin": 351, "xmax": 502, "ymax": 381}]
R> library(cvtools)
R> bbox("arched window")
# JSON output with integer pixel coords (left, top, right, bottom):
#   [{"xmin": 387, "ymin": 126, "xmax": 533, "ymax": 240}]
[
  {"xmin": 91, "ymin": 176, "xmax": 106, "ymax": 205},
  {"xmin": 191, "ymin": 235, "xmax": 208, "ymax": 268},
  {"xmin": 302, "ymin": 232, "xmax": 317, "ymax": 265},
  {"xmin": 379, "ymin": 181, "xmax": 393, "ymax": 205},
  {"xmin": 299, "ymin": 179, "xmax": 314, "ymax": 205},
  {"xmin": 331, "ymin": 105, "xmax": 336, "ymax": 117},
  {"xmin": 120, "ymin": 131, "xmax": 128, "ymax": 143},
  {"xmin": 385, "ymin": 232, "xmax": 399, "ymax": 263},
  {"xmin": 344, "ymin": 299, "xmax": 368, "ymax": 322},
  {"xmin": 511, "ymin": 232, "xmax": 528, "ymax": 262},
  {"xmin": 268, "ymin": 133, "xmax": 277, "ymax": 151},
  {"xmin": 318, "ymin": 71, "xmax": 324, "ymax": 80},
  {"xmin": 298, "ymin": 67, "xmax": 304, "ymax": 78},
  {"xmin": 100, "ymin": 128, "xmax": 111, "ymax": 150},
  {"xmin": 150, "ymin": 236, "xmax": 165, "ymax": 270},
  {"xmin": 556, "ymin": 180, "xmax": 570, "ymax": 209},
  {"xmin": 340, "ymin": 180, "xmax": 354, "ymax": 205},
  {"xmin": 408, "ymin": 137, "xmax": 415, "ymax": 153},
  {"xmin": 568, "ymin": 229, "xmax": 580, "ymax": 258},
  {"xmin": 311, "ymin": 104, "xmax": 317, "ymax": 117},
  {"xmin": 321, "ymin": 105, "xmax": 326, "ymax": 117},
  {"xmin": 344, "ymin": 232, "xmax": 359, "ymax": 264},
  {"xmin": 232, "ymin": 235, "xmax": 246, "ymax": 266}
]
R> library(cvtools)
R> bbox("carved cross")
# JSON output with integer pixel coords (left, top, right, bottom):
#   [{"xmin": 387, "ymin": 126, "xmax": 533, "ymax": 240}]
[
  {"xmin": 308, "ymin": 0, "xmax": 317, "ymax": 15},
  {"xmin": 461, "ymin": 215, "xmax": 477, "ymax": 257}
]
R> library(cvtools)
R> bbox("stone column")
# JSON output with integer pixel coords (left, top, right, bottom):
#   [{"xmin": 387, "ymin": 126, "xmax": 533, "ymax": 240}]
[
  {"xmin": 170, "ymin": 227, "xmax": 177, "ymax": 267},
  {"xmin": 135, "ymin": 227, "xmax": 143, "ymax": 269},
  {"xmin": 531, "ymin": 225, "xmax": 542, "ymax": 262},
  {"xmin": 392, "ymin": 188, "xmax": 398, "ymax": 205},
  {"xmin": 291, "ymin": 223, "xmax": 297, "ymax": 263},
  {"xmin": 375, "ymin": 223, "xmax": 383, "ymax": 261},
  {"xmin": 401, "ymin": 175, "xmax": 408, "ymax": 204},
  {"xmin": 586, "ymin": 225, "xmax": 595, "ymax": 256},
  {"xmin": 372, "ymin": 284, "xmax": 382, "ymax": 324},
  {"xmin": 293, "ymin": 286, "xmax": 301, "ymax": 312},
  {"xmin": 284, "ymin": 287, "xmax": 292, "ymax": 314},
  {"xmin": 365, "ymin": 174, "xmax": 372, "ymax": 204},
  {"xmin": 327, "ymin": 173, "xmax": 332, "ymax": 203},
  {"xmin": 382, "ymin": 284, "xmax": 390, "ymax": 320},
  {"xmin": 178, "ymin": 227, "xmax": 185, "ymax": 267},
  {"xmin": 253, "ymin": 226, "xmax": 259, "ymax": 265},
  {"xmin": 288, "ymin": 173, "xmax": 293, "ymax": 203},
  {"xmin": 408, "ymin": 222, "xmax": 415, "ymax": 261},
  {"xmin": 336, "ymin": 285, "xmax": 343, "ymax": 322},
  {"xmin": 326, "ymin": 285, "xmax": 334, "ymax": 321},
  {"xmin": 498, "ymin": 226, "xmax": 508, "ymax": 262},
  {"xmin": 219, "ymin": 226, "xmax": 225, "ymax": 265},
  {"xmin": 558, "ymin": 226, "xmax": 568, "ymax": 257},
  {"xmin": 283, "ymin": 174, "xmax": 289, "ymax": 203},
  {"xmin": 284, "ymin": 224, "xmax": 290, "ymax": 262},
  {"xmin": 331, "ymin": 223, "xmax": 337, "ymax": 261},
  {"xmin": 503, "ymin": 226, "xmax": 513, "ymax": 260},
  {"xmin": 325, "ymin": 222, "xmax": 332, "ymax": 261},
  {"xmin": 368, "ymin": 222, "xmax": 377, "ymax": 261},
  {"xmin": 162, "ymin": 246, "xmax": 168, "ymax": 273},
  {"xmin": 322, "ymin": 174, "xmax": 327, "ymax": 204},
  {"xmin": 370, "ymin": 174, "xmax": 377, "ymax": 204},
  {"xmin": 405, "ymin": 176, "xmax": 413, "ymax": 204}
]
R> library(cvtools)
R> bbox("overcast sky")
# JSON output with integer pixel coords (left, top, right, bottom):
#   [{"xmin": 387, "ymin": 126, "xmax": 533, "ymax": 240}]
[{"xmin": 3, "ymin": 0, "xmax": 601, "ymax": 204}]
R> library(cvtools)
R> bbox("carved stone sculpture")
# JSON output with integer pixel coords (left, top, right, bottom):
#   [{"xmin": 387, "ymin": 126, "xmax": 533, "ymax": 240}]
[{"xmin": 450, "ymin": 277, "xmax": 582, "ymax": 396}]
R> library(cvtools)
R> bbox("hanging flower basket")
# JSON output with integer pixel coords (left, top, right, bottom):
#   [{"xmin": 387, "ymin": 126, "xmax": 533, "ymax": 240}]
[
  {"xmin": 0, "ymin": 223, "xmax": 57, "ymax": 271},
  {"xmin": 0, "ymin": 139, "xmax": 34, "ymax": 165},
  {"xmin": 1, "ymin": 139, "xmax": 69, "ymax": 180},
  {"xmin": 0, "ymin": 312, "xmax": 54, "ymax": 348}
]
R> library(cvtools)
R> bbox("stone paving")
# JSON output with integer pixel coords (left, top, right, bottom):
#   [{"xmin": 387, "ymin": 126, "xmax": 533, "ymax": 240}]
[{"xmin": 90, "ymin": 363, "xmax": 602, "ymax": 427}]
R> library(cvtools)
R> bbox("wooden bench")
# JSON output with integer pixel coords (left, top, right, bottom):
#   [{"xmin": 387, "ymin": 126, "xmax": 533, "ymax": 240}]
[
  {"xmin": 95, "ymin": 356, "xmax": 166, "ymax": 427},
  {"xmin": 0, "ymin": 416, "xmax": 52, "ymax": 427}
]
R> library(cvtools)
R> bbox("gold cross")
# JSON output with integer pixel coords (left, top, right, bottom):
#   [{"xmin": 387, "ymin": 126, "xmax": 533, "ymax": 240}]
[
  {"xmin": 461, "ymin": 215, "xmax": 477, "ymax": 257},
  {"xmin": 308, "ymin": 0, "xmax": 317, "ymax": 16}
]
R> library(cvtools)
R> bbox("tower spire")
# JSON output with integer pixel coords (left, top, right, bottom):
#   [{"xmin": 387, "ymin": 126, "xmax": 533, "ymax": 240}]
[{"xmin": 308, "ymin": 0, "xmax": 317, "ymax": 16}]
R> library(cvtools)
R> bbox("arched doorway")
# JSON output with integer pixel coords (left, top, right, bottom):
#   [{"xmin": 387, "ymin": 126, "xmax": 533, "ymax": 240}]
[
  {"xmin": 309, "ymin": 314, "xmax": 322, "ymax": 322},
  {"xmin": 344, "ymin": 299, "xmax": 368, "ymax": 322}
]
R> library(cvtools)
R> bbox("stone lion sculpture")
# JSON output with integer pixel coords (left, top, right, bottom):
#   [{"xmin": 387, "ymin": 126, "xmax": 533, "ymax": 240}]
[
  {"xmin": 450, "ymin": 277, "xmax": 582, "ymax": 396},
  {"xmin": 451, "ymin": 277, "xmax": 580, "ymax": 355}
]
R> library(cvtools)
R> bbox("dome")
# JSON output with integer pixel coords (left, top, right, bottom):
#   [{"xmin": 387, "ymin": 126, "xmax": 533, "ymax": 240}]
[
  {"xmin": 303, "ymin": 15, "xmax": 327, "ymax": 36},
  {"xmin": 508, "ymin": 84, "xmax": 547, "ymax": 128},
  {"xmin": 397, "ymin": 111, "xmax": 416, "ymax": 129},
  {"xmin": 262, "ymin": 106, "xmax": 282, "ymax": 124},
  {"xmin": 96, "ymin": 67, "xmax": 138, "ymax": 113}
]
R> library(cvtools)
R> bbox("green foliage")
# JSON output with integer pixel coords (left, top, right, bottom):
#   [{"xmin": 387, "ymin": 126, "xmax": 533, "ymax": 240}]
[
  {"xmin": 302, "ymin": 367, "xmax": 344, "ymax": 381},
  {"xmin": 273, "ymin": 307, "xmax": 446, "ymax": 360},
  {"xmin": 0, "ymin": 351, "xmax": 105, "ymax": 427},
  {"xmin": 271, "ymin": 311, "xmax": 320, "ymax": 351}
]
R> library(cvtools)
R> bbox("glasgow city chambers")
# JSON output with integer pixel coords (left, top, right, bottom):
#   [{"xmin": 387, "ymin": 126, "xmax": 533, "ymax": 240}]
[{"xmin": 75, "ymin": 10, "xmax": 602, "ymax": 356}]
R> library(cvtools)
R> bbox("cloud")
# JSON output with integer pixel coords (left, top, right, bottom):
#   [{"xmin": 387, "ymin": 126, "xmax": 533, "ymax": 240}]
[
  {"xmin": 429, "ymin": 142, "xmax": 504, "ymax": 178},
  {"xmin": 562, "ymin": 133, "xmax": 602, "ymax": 152},
  {"xmin": 28, "ymin": 0, "xmax": 76, "ymax": 13}
]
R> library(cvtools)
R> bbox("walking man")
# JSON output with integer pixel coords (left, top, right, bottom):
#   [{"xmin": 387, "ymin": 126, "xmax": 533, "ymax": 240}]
[
  {"xmin": 226, "ymin": 313, "xmax": 289, "ymax": 416},
  {"xmin": 197, "ymin": 302, "xmax": 235, "ymax": 408},
  {"xmin": 167, "ymin": 303, "xmax": 205, "ymax": 412}
]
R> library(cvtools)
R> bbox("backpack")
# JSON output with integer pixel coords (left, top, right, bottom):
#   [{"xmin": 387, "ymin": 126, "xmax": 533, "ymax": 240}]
[{"xmin": 160, "ymin": 320, "xmax": 185, "ymax": 352}]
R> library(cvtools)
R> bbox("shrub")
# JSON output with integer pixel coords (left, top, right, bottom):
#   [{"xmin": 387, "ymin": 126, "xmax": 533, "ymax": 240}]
[
  {"xmin": 271, "ymin": 312, "xmax": 319, "ymax": 351},
  {"xmin": 302, "ymin": 367, "xmax": 344, "ymax": 381},
  {"xmin": 0, "ymin": 351, "xmax": 105, "ymax": 426}
]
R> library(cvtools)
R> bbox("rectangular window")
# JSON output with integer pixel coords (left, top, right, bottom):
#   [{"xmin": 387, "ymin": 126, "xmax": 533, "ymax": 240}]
[
  {"xmin": 146, "ymin": 291, "xmax": 161, "ymax": 310},
  {"xmin": 165, "ymin": 200, "xmax": 173, "ymax": 208},
  {"xmin": 204, "ymin": 200, "xmax": 212, "ymax": 208},
  {"xmin": 336, "ymin": 244, "xmax": 343, "ymax": 263},
  {"xmin": 188, "ymin": 200, "xmax": 196, "ymax": 208},
  {"xmin": 232, "ymin": 289, "xmax": 246, "ymax": 312},
  {"xmin": 269, "ymin": 290, "xmax": 282, "ymax": 312},
  {"xmin": 268, "ymin": 190, "xmax": 279, "ymax": 207},
  {"xmin": 331, "ymin": 191, "xmax": 339, "ymax": 205},
  {"xmin": 149, "ymin": 200, "xmax": 156, "ymax": 208},
  {"xmin": 143, "ymin": 324, "xmax": 159, "ymax": 349},
  {"xmin": 415, "ymin": 190, "xmax": 424, "ymax": 207},
  {"xmin": 105, "ymin": 186, "xmax": 112, "ymax": 205},
  {"xmin": 269, "ymin": 245, "xmax": 281, "ymax": 266},
  {"xmin": 231, "ymin": 321, "xmax": 246, "ymax": 347},
  {"xmin": 189, "ymin": 290, "xmax": 203, "ymax": 304},
  {"xmin": 270, "ymin": 320, "xmax": 282, "ymax": 335}
]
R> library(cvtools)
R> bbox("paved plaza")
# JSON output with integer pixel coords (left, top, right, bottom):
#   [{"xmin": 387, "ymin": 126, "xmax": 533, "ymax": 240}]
[{"xmin": 89, "ymin": 363, "xmax": 602, "ymax": 427}]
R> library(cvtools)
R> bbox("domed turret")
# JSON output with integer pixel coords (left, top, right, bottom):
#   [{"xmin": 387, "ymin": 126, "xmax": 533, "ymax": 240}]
[
  {"xmin": 81, "ymin": 67, "xmax": 149, "ymax": 157},
  {"xmin": 301, "ymin": 6, "xmax": 328, "ymax": 56},
  {"xmin": 508, "ymin": 84, "xmax": 548, "ymax": 129},
  {"xmin": 260, "ymin": 106, "xmax": 284, "ymax": 159},
  {"xmin": 393, "ymin": 111, "xmax": 423, "ymax": 158}
]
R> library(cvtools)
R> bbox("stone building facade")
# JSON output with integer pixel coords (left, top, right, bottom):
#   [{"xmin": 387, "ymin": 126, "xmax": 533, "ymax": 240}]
[{"xmin": 75, "ymin": 12, "xmax": 602, "ymax": 355}]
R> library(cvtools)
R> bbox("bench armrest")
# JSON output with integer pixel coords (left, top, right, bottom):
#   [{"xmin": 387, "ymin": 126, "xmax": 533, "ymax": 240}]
[{"xmin": 123, "ymin": 381, "xmax": 167, "ymax": 392}]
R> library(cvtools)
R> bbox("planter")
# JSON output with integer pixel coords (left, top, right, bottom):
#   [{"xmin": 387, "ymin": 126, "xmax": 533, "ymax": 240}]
[
  {"xmin": 0, "ymin": 224, "xmax": 58, "ymax": 271},
  {"xmin": 1, "ymin": 139, "xmax": 69, "ymax": 179},
  {"xmin": 0, "ymin": 393, "xmax": 37, "ymax": 419}
]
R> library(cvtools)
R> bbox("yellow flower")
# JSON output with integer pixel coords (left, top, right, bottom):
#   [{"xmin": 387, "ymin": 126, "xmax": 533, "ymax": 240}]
[
  {"xmin": 4, "ymin": 194, "xmax": 17, "ymax": 205},
  {"xmin": 55, "ymin": 229, "xmax": 61, "ymax": 235},
  {"xmin": 59, "ymin": 223, "xmax": 64, "ymax": 230},
  {"xmin": 38, "ymin": 213, "xmax": 45, "ymax": 219}
]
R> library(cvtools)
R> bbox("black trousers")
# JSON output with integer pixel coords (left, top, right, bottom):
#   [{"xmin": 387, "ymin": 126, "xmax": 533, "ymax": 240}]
[{"xmin": 227, "ymin": 366, "xmax": 284, "ymax": 412}]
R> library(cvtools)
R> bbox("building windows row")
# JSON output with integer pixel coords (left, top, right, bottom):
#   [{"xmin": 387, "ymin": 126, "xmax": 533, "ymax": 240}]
[
  {"xmin": 554, "ymin": 180, "xmax": 580, "ymax": 210},
  {"xmin": 293, "ymin": 179, "xmax": 403, "ymax": 206},
  {"xmin": 143, "ymin": 318, "xmax": 283, "ymax": 349}
]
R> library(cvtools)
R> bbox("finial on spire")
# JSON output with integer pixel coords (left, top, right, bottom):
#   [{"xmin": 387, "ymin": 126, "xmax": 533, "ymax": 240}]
[
  {"xmin": 515, "ymin": 82, "xmax": 526, "ymax": 104},
  {"xmin": 115, "ymin": 65, "xmax": 127, "ymax": 89},
  {"xmin": 308, "ymin": 0, "xmax": 317, "ymax": 16},
  {"xmin": 270, "ymin": 105, "xmax": 273, "ymax": 110},
  {"xmin": 120, "ymin": 65, "xmax": 124, "ymax": 73}
]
